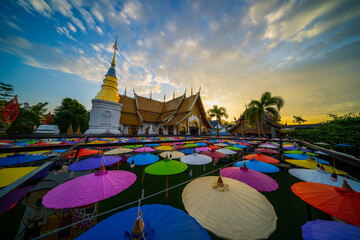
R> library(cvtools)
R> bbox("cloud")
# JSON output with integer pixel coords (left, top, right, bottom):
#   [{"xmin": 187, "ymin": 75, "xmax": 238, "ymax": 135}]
[
  {"xmin": 56, "ymin": 26, "xmax": 75, "ymax": 40},
  {"xmin": 4, "ymin": 19, "xmax": 22, "ymax": 31},
  {"xmin": 67, "ymin": 22, "xmax": 76, "ymax": 32},
  {"xmin": 71, "ymin": 16, "xmax": 86, "ymax": 33},
  {"xmin": 123, "ymin": 0, "xmax": 143, "ymax": 21},
  {"xmin": 96, "ymin": 26, "xmax": 103, "ymax": 34},
  {"xmin": 16, "ymin": 0, "xmax": 53, "ymax": 17}
]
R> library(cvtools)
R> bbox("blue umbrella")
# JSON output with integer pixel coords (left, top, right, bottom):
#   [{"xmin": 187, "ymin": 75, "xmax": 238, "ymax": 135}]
[
  {"xmin": 235, "ymin": 160, "xmax": 279, "ymax": 173},
  {"xmin": 146, "ymin": 143, "xmax": 160, "ymax": 147},
  {"xmin": 334, "ymin": 143, "xmax": 354, "ymax": 147},
  {"xmin": 127, "ymin": 153, "xmax": 159, "ymax": 165},
  {"xmin": 302, "ymin": 220, "xmax": 360, "ymax": 240},
  {"xmin": 181, "ymin": 149, "xmax": 195, "ymax": 155},
  {"xmin": 233, "ymin": 144, "xmax": 248, "ymax": 149},
  {"xmin": 76, "ymin": 204, "xmax": 210, "ymax": 240},
  {"xmin": 284, "ymin": 154, "xmax": 329, "ymax": 164},
  {"xmin": 195, "ymin": 142, "xmax": 207, "ymax": 146},
  {"xmin": 0, "ymin": 154, "xmax": 48, "ymax": 167},
  {"xmin": 68, "ymin": 155, "xmax": 123, "ymax": 171}
]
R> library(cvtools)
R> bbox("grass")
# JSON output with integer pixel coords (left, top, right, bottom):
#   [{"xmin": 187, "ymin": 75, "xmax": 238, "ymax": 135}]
[{"xmin": 0, "ymin": 154, "xmax": 332, "ymax": 239}]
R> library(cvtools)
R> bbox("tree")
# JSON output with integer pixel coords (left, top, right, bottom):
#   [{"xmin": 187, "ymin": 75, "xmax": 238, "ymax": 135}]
[
  {"xmin": 293, "ymin": 115, "xmax": 307, "ymax": 124},
  {"xmin": 54, "ymin": 98, "xmax": 89, "ymax": 133},
  {"xmin": 7, "ymin": 102, "xmax": 48, "ymax": 133},
  {"xmin": 0, "ymin": 82, "xmax": 15, "ymax": 101},
  {"xmin": 244, "ymin": 91, "xmax": 284, "ymax": 137},
  {"xmin": 207, "ymin": 105, "xmax": 228, "ymax": 136}
]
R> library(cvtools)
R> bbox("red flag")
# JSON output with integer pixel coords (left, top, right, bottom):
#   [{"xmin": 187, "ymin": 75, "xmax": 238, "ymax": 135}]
[
  {"xmin": 46, "ymin": 112, "xmax": 51, "ymax": 125},
  {"xmin": 3, "ymin": 95, "xmax": 19, "ymax": 123}
]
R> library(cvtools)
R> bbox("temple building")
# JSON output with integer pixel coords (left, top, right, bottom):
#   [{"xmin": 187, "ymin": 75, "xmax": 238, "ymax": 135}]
[
  {"xmin": 119, "ymin": 90, "xmax": 212, "ymax": 135},
  {"xmin": 86, "ymin": 36, "xmax": 211, "ymax": 135},
  {"xmin": 229, "ymin": 112, "xmax": 282, "ymax": 137}
]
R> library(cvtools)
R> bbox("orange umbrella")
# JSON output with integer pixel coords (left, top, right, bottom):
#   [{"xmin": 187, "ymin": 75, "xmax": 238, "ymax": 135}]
[
  {"xmin": 208, "ymin": 145, "xmax": 221, "ymax": 150},
  {"xmin": 291, "ymin": 181, "xmax": 360, "ymax": 226},
  {"xmin": 62, "ymin": 149, "xmax": 99, "ymax": 158},
  {"xmin": 244, "ymin": 153, "xmax": 279, "ymax": 164}
]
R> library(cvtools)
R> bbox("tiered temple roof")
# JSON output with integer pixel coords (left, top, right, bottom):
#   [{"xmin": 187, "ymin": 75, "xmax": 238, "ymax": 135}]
[{"xmin": 119, "ymin": 92, "xmax": 212, "ymax": 128}]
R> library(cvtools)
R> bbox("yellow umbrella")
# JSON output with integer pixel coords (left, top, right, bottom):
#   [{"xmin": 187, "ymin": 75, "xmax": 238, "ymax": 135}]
[
  {"xmin": 156, "ymin": 146, "xmax": 173, "ymax": 151},
  {"xmin": 0, "ymin": 167, "xmax": 38, "ymax": 187},
  {"xmin": 182, "ymin": 176, "xmax": 277, "ymax": 239},
  {"xmin": 160, "ymin": 151, "xmax": 185, "ymax": 159},
  {"xmin": 104, "ymin": 147, "xmax": 133, "ymax": 155},
  {"xmin": 285, "ymin": 159, "xmax": 346, "ymax": 175}
]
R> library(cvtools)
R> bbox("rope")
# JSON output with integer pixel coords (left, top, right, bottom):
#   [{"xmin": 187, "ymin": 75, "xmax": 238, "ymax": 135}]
[{"xmin": 33, "ymin": 161, "xmax": 235, "ymax": 240}]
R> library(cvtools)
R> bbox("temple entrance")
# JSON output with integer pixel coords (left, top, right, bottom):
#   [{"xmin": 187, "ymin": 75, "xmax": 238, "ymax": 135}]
[
  {"xmin": 129, "ymin": 125, "xmax": 138, "ymax": 135},
  {"xmin": 179, "ymin": 126, "xmax": 187, "ymax": 135},
  {"xmin": 158, "ymin": 127, "xmax": 164, "ymax": 135},
  {"xmin": 190, "ymin": 126, "xmax": 199, "ymax": 135},
  {"xmin": 168, "ymin": 126, "xmax": 174, "ymax": 135}
]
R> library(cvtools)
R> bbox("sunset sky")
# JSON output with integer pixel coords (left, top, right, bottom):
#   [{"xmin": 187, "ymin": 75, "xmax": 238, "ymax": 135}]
[{"xmin": 0, "ymin": 0, "xmax": 359, "ymax": 124}]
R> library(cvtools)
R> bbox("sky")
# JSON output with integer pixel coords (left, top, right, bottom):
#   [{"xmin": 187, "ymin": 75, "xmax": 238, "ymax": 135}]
[{"xmin": 0, "ymin": 0, "xmax": 359, "ymax": 124}]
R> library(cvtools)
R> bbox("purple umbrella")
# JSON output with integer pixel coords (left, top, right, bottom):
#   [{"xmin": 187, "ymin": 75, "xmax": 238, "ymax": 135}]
[
  {"xmin": 68, "ymin": 155, "xmax": 123, "ymax": 171},
  {"xmin": 220, "ymin": 165, "xmax": 278, "ymax": 192},
  {"xmin": 195, "ymin": 147, "xmax": 210, "ymax": 152},
  {"xmin": 43, "ymin": 166, "xmax": 136, "ymax": 209},
  {"xmin": 134, "ymin": 147, "xmax": 156, "ymax": 152},
  {"xmin": 302, "ymin": 220, "xmax": 360, "ymax": 240}
]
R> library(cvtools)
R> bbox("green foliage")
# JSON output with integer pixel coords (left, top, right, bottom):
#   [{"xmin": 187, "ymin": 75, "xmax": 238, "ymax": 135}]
[
  {"xmin": 207, "ymin": 105, "xmax": 228, "ymax": 136},
  {"xmin": 7, "ymin": 102, "xmax": 48, "ymax": 133},
  {"xmin": 54, "ymin": 98, "xmax": 89, "ymax": 133},
  {"xmin": 0, "ymin": 82, "xmax": 15, "ymax": 101},
  {"xmin": 293, "ymin": 112, "xmax": 360, "ymax": 155},
  {"xmin": 244, "ymin": 91, "xmax": 284, "ymax": 136}
]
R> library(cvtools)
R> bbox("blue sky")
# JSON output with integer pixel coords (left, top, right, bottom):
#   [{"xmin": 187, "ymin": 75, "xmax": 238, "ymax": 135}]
[{"xmin": 0, "ymin": 0, "xmax": 359, "ymax": 123}]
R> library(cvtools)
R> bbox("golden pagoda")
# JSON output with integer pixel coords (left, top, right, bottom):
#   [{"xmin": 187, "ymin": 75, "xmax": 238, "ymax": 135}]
[
  {"xmin": 67, "ymin": 124, "xmax": 73, "ymax": 134},
  {"xmin": 94, "ymin": 36, "xmax": 120, "ymax": 103}
]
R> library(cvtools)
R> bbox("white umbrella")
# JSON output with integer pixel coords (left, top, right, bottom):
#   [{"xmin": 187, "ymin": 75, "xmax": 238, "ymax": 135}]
[
  {"xmin": 180, "ymin": 153, "xmax": 212, "ymax": 165},
  {"xmin": 182, "ymin": 176, "xmax": 277, "ymax": 239},
  {"xmin": 160, "ymin": 151, "xmax": 185, "ymax": 159},
  {"xmin": 104, "ymin": 147, "xmax": 133, "ymax": 155},
  {"xmin": 289, "ymin": 168, "xmax": 360, "ymax": 192},
  {"xmin": 216, "ymin": 148, "xmax": 237, "ymax": 155},
  {"xmin": 258, "ymin": 143, "xmax": 278, "ymax": 149},
  {"xmin": 214, "ymin": 143, "xmax": 228, "ymax": 147}
]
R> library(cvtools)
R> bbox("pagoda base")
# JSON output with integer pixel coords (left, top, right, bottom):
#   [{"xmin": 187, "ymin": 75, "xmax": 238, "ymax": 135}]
[{"xmin": 85, "ymin": 99, "xmax": 122, "ymax": 135}]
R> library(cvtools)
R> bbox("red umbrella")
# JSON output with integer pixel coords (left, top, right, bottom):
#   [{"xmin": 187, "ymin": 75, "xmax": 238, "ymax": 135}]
[
  {"xmin": 174, "ymin": 145, "xmax": 187, "ymax": 149},
  {"xmin": 200, "ymin": 150, "xmax": 226, "ymax": 164},
  {"xmin": 292, "ymin": 181, "xmax": 360, "ymax": 226},
  {"xmin": 244, "ymin": 153, "xmax": 279, "ymax": 164},
  {"xmin": 237, "ymin": 142, "xmax": 251, "ymax": 146},
  {"xmin": 255, "ymin": 148, "xmax": 279, "ymax": 154},
  {"xmin": 208, "ymin": 145, "xmax": 221, "ymax": 150}
]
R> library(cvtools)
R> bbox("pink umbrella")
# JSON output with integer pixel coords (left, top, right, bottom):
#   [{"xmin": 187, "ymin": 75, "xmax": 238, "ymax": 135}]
[
  {"xmin": 134, "ymin": 147, "xmax": 156, "ymax": 152},
  {"xmin": 255, "ymin": 148, "xmax": 279, "ymax": 154},
  {"xmin": 174, "ymin": 145, "xmax": 187, "ymax": 149},
  {"xmin": 200, "ymin": 150, "xmax": 227, "ymax": 165},
  {"xmin": 196, "ymin": 147, "xmax": 210, "ymax": 152},
  {"xmin": 43, "ymin": 165, "xmax": 136, "ymax": 209},
  {"xmin": 220, "ymin": 164, "xmax": 278, "ymax": 192}
]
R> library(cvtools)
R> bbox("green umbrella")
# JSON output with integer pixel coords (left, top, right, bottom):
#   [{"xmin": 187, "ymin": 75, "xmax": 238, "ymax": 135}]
[
  {"xmin": 184, "ymin": 143, "xmax": 198, "ymax": 148},
  {"xmin": 145, "ymin": 158, "xmax": 188, "ymax": 197},
  {"xmin": 123, "ymin": 144, "xmax": 143, "ymax": 149},
  {"xmin": 284, "ymin": 150, "xmax": 318, "ymax": 156},
  {"xmin": 226, "ymin": 146, "xmax": 243, "ymax": 151}
]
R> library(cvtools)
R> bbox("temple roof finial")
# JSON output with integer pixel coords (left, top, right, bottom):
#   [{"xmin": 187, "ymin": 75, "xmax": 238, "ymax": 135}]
[
  {"xmin": 111, "ymin": 35, "xmax": 118, "ymax": 67},
  {"xmin": 164, "ymin": 94, "xmax": 166, "ymax": 102},
  {"xmin": 173, "ymin": 90, "xmax": 175, "ymax": 99},
  {"xmin": 124, "ymin": 86, "xmax": 127, "ymax": 96},
  {"xmin": 150, "ymin": 90, "xmax": 152, "ymax": 99},
  {"xmin": 191, "ymin": 84, "xmax": 193, "ymax": 95}
]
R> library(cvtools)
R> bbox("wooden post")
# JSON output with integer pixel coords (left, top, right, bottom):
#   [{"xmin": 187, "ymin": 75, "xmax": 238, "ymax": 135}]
[
  {"xmin": 166, "ymin": 175, "xmax": 169, "ymax": 198},
  {"xmin": 306, "ymin": 203, "xmax": 312, "ymax": 221},
  {"xmin": 142, "ymin": 166, "xmax": 144, "ymax": 182}
]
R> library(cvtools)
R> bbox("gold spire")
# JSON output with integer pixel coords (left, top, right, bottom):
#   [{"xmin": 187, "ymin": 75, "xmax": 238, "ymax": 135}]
[
  {"xmin": 111, "ymin": 35, "xmax": 118, "ymax": 67},
  {"xmin": 94, "ymin": 36, "xmax": 120, "ymax": 103}
]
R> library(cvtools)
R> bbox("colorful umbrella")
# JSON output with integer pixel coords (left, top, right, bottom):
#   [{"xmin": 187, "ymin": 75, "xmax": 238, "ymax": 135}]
[
  {"xmin": 200, "ymin": 150, "xmax": 227, "ymax": 159},
  {"xmin": 159, "ymin": 151, "xmax": 185, "ymax": 159},
  {"xmin": 63, "ymin": 149, "xmax": 99, "ymax": 158},
  {"xmin": 292, "ymin": 181, "xmax": 360, "ymax": 226},
  {"xmin": 43, "ymin": 167, "xmax": 136, "ymax": 209},
  {"xmin": 284, "ymin": 150, "xmax": 318, "ymax": 156},
  {"xmin": 76, "ymin": 204, "xmax": 211, "ymax": 240},
  {"xmin": 195, "ymin": 147, "xmax": 210, "ymax": 152},
  {"xmin": 302, "ymin": 220, "xmax": 360, "ymax": 240},
  {"xmin": 0, "ymin": 167, "xmax": 38, "ymax": 187},
  {"xmin": 258, "ymin": 143, "xmax": 278, "ymax": 149},
  {"xmin": 244, "ymin": 153, "xmax": 280, "ymax": 164},
  {"xmin": 145, "ymin": 158, "xmax": 188, "ymax": 197},
  {"xmin": 104, "ymin": 147, "xmax": 133, "ymax": 155},
  {"xmin": 134, "ymin": 147, "xmax": 156, "ymax": 152},
  {"xmin": 215, "ymin": 148, "xmax": 237, "ymax": 155},
  {"xmin": 0, "ymin": 154, "xmax": 48, "ymax": 167},
  {"xmin": 255, "ymin": 148, "xmax": 279, "ymax": 154},
  {"xmin": 127, "ymin": 153, "xmax": 159, "ymax": 166},
  {"xmin": 289, "ymin": 168, "xmax": 360, "ymax": 192},
  {"xmin": 182, "ymin": 176, "xmax": 277, "ymax": 239},
  {"xmin": 123, "ymin": 144, "xmax": 143, "ymax": 149},
  {"xmin": 233, "ymin": 144, "xmax": 249, "ymax": 149},
  {"xmin": 174, "ymin": 145, "xmax": 187, "ymax": 150},
  {"xmin": 68, "ymin": 155, "xmax": 123, "ymax": 171},
  {"xmin": 235, "ymin": 160, "xmax": 280, "ymax": 173},
  {"xmin": 208, "ymin": 145, "xmax": 221, "ymax": 150},
  {"xmin": 181, "ymin": 149, "xmax": 195, "ymax": 155},
  {"xmin": 285, "ymin": 159, "xmax": 346, "ymax": 175},
  {"xmin": 156, "ymin": 145, "xmax": 174, "ymax": 151},
  {"xmin": 284, "ymin": 154, "xmax": 329, "ymax": 164},
  {"xmin": 226, "ymin": 146, "xmax": 243, "ymax": 151},
  {"xmin": 184, "ymin": 143, "xmax": 198, "ymax": 148},
  {"xmin": 220, "ymin": 165, "xmax": 278, "ymax": 192}
]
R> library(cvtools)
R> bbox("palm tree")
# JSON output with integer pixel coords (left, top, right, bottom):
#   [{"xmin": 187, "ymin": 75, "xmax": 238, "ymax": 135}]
[
  {"xmin": 244, "ymin": 91, "xmax": 284, "ymax": 137},
  {"xmin": 293, "ymin": 115, "xmax": 307, "ymax": 124},
  {"xmin": 207, "ymin": 105, "xmax": 228, "ymax": 136}
]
